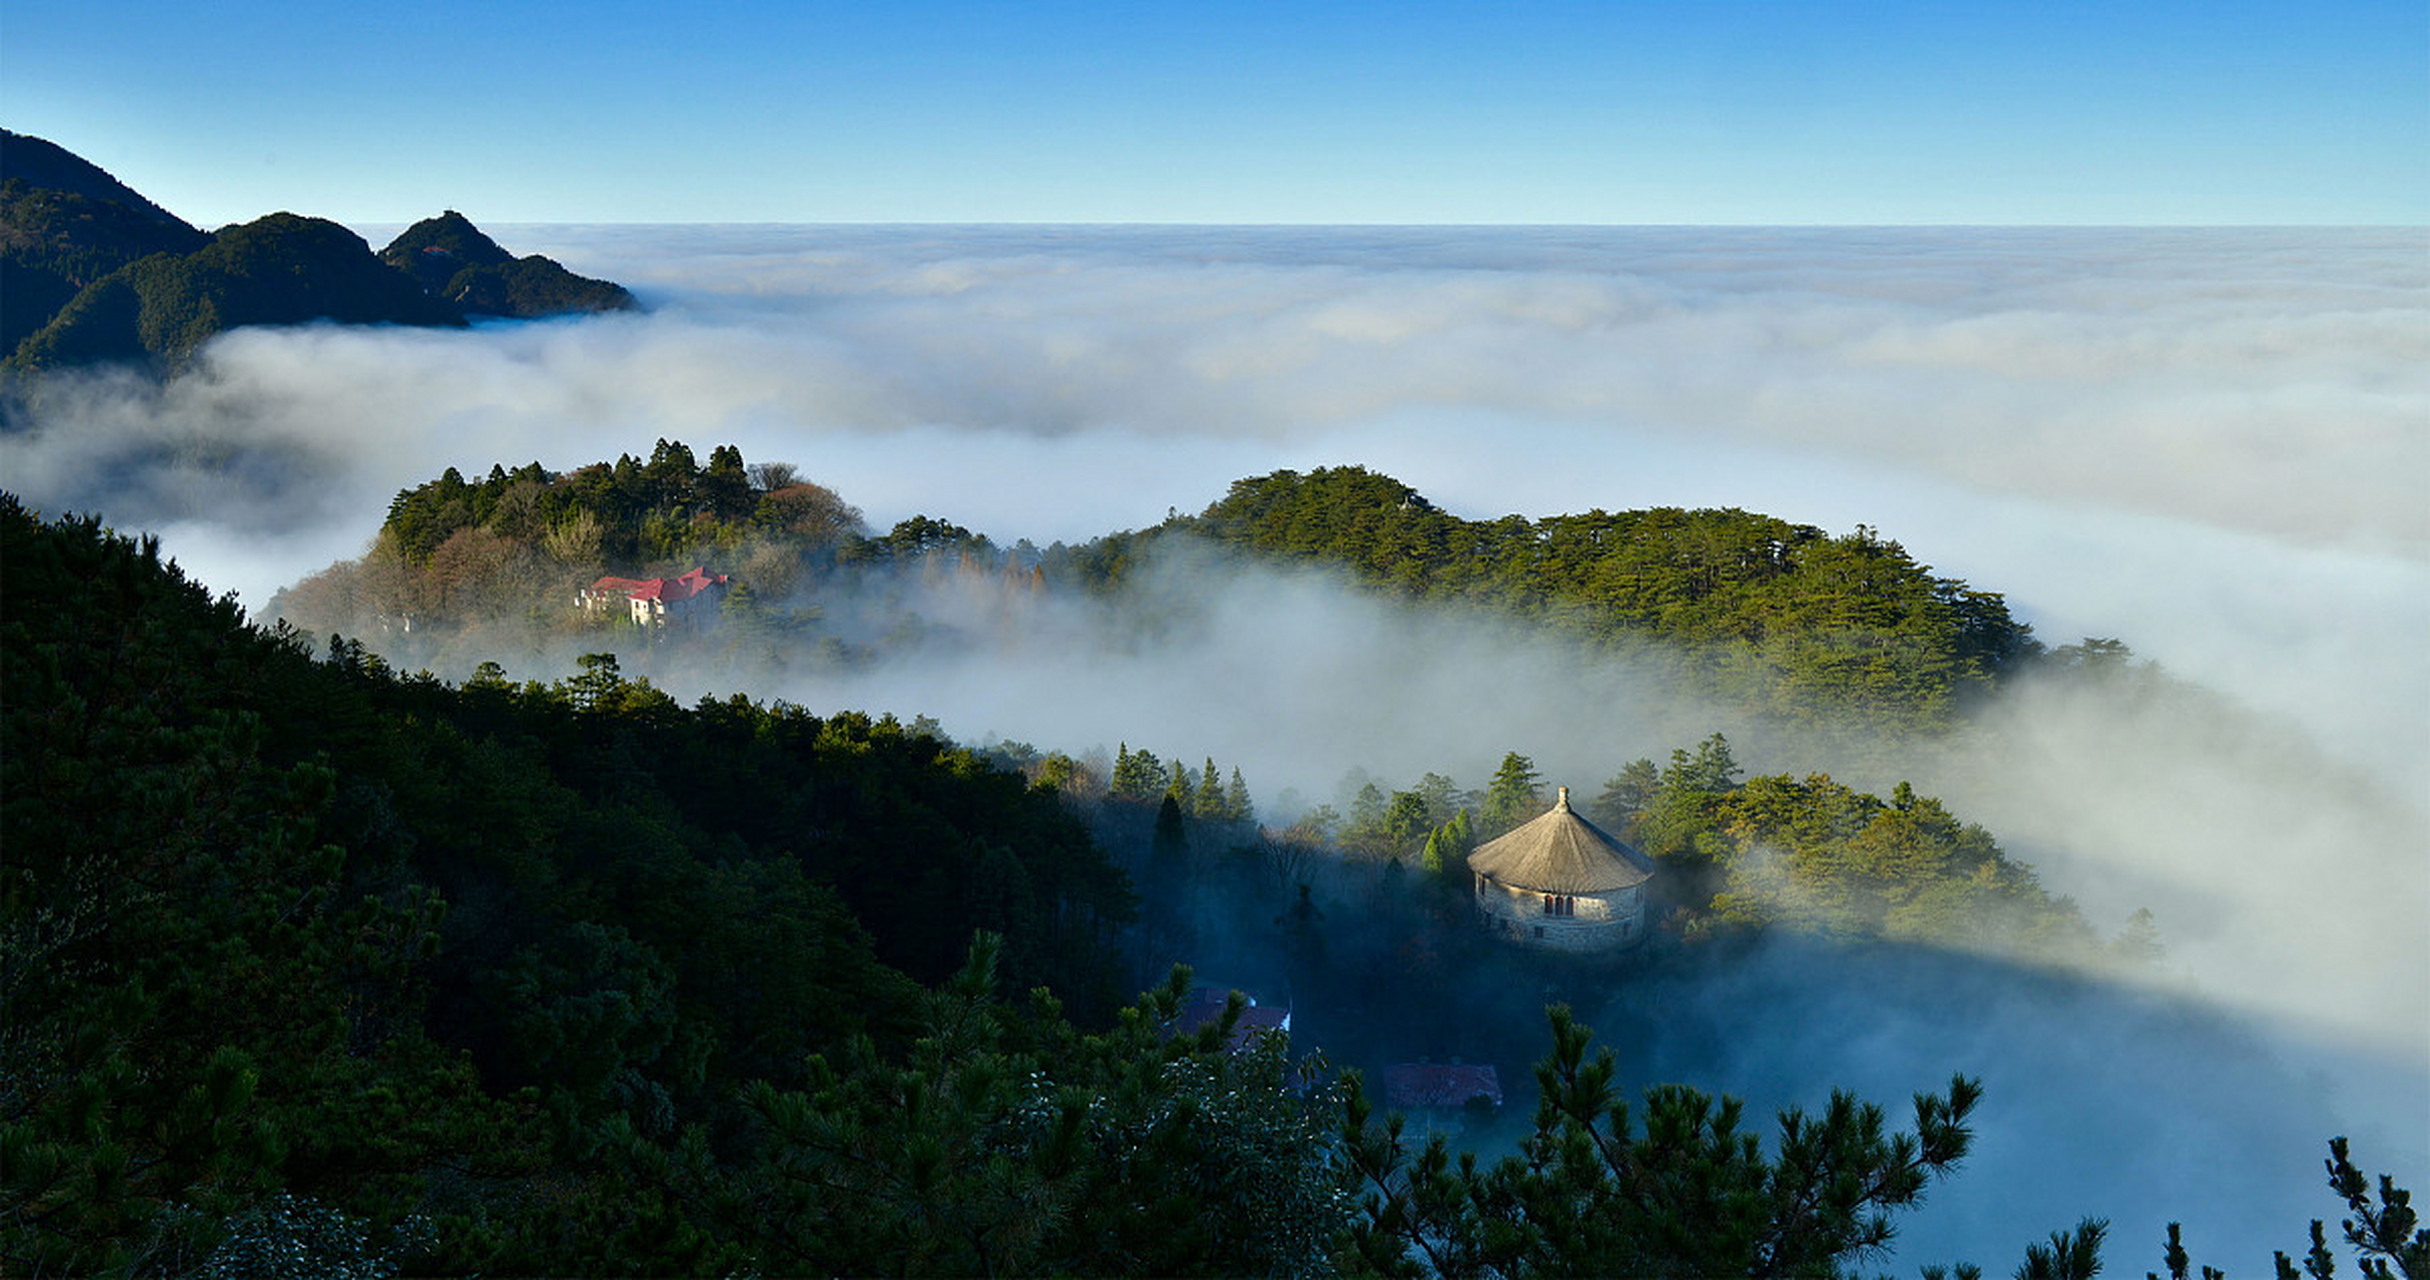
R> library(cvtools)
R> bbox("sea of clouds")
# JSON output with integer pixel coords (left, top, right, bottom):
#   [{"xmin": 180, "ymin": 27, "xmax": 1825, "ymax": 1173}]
[{"xmin": 4, "ymin": 225, "xmax": 2422, "ymax": 1266}]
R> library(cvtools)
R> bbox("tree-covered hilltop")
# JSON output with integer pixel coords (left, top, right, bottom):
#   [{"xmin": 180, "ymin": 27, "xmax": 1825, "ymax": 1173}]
[
  {"xmin": 278, "ymin": 445, "xmax": 2041, "ymax": 746},
  {"xmin": 380, "ymin": 209, "xmax": 635, "ymax": 318},
  {"xmin": 1570, "ymin": 735, "xmax": 2100, "ymax": 955},
  {"xmin": 1, "ymin": 131, "xmax": 636, "ymax": 371},
  {"xmin": 272, "ymin": 440, "xmax": 883, "ymax": 672},
  {"xmin": 374, "ymin": 439, "xmax": 856, "ymax": 570},
  {"xmin": 0, "ymin": 130, "xmax": 210, "ymax": 355},
  {"xmin": 1141, "ymin": 466, "xmax": 2038, "ymax": 735},
  {"xmin": 1138, "ymin": 734, "xmax": 2105, "ymax": 988}
]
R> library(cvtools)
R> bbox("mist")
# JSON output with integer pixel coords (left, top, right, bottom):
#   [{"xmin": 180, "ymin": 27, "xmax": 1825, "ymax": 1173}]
[{"xmin": 3, "ymin": 225, "xmax": 2421, "ymax": 1267}]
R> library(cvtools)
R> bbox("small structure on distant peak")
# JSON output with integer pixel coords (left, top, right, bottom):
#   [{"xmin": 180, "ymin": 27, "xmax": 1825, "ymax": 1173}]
[
  {"xmin": 1467, "ymin": 785, "xmax": 1656, "ymax": 952},
  {"xmin": 579, "ymin": 567, "xmax": 730, "ymax": 627}
]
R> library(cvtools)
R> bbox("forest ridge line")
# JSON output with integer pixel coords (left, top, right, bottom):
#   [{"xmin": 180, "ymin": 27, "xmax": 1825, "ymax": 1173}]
[{"xmin": 284, "ymin": 443, "xmax": 2051, "ymax": 743}]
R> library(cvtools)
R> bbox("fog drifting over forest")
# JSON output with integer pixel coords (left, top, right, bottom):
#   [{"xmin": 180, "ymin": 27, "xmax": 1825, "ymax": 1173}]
[{"xmin": 5, "ymin": 226, "xmax": 2423, "ymax": 1266}]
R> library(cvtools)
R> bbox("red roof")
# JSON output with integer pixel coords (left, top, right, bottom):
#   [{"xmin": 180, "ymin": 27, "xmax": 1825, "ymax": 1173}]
[
  {"xmin": 1381, "ymin": 1062, "xmax": 1502, "ymax": 1111},
  {"xmin": 590, "ymin": 568, "xmax": 728, "ymax": 603}
]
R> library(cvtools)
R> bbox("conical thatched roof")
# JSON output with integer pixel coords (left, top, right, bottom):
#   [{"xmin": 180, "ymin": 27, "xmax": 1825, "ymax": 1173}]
[{"xmin": 1467, "ymin": 787, "xmax": 1656, "ymax": 895}]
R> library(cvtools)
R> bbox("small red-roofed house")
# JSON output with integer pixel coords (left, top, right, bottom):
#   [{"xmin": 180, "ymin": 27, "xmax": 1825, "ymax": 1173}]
[
  {"xmin": 578, "ymin": 576, "xmax": 653, "ymax": 616},
  {"xmin": 579, "ymin": 568, "xmax": 730, "ymax": 626}
]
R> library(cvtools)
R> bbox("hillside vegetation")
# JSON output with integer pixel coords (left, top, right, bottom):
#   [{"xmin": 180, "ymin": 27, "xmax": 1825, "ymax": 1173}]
[
  {"xmin": 277, "ymin": 443, "xmax": 2117, "ymax": 966},
  {"xmin": 272, "ymin": 440, "xmax": 875, "ymax": 672},
  {"xmin": 8, "ymin": 495, "xmax": 2418, "ymax": 1277},
  {"xmin": 279, "ymin": 446, "xmax": 2039, "ymax": 745},
  {"xmin": 2, "ymin": 494, "xmax": 1128, "ymax": 1272},
  {"xmin": 1164, "ymin": 466, "xmax": 2038, "ymax": 735}
]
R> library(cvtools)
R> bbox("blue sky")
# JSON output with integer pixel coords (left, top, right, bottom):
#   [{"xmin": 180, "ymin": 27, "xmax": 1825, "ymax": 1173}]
[{"xmin": 5, "ymin": 1, "xmax": 2424, "ymax": 226}]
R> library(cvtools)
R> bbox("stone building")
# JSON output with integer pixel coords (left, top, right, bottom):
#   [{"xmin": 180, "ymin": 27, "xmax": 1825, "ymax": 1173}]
[{"xmin": 1467, "ymin": 786, "xmax": 1656, "ymax": 952}]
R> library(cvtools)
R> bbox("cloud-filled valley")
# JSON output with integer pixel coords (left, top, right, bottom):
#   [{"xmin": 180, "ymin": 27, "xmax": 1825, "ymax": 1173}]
[{"xmin": 4, "ymin": 224, "xmax": 2423, "ymax": 1266}]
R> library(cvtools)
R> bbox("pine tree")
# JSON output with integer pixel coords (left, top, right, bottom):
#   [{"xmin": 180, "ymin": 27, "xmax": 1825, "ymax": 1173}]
[
  {"xmin": 1339, "ymin": 1006, "xmax": 1985, "ymax": 1277},
  {"xmin": 1194, "ymin": 758, "xmax": 1227, "ymax": 821},
  {"xmin": 1595, "ymin": 758, "xmax": 1660, "ymax": 827},
  {"xmin": 1413, "ymin": 771, "xmax": 1463, "ymax": 826},
  {"xmin": 1384, "ymin": 790, "xmax": 1432, "ymax": 855},
  {"xmin": 1344, "ymin": 781, "xmax": 1391, "ymax": 856},
  {"xmin": 1226, "ymin": 767, "xmax": 1254, "ymax": 825},
  {"xmin": 1483, "ymin": 752, "xmax": 1543, "ymax": 836},
  {"xmin": 1661, "ymin": 732, "xmax": 1742, "ymax": 794},
  {"xmin": 1420, "ymin": 827, "xmax": 1449, "ymax": 878},
  {"xmin": 1110, "ymin": 743, "xmax": 1166, "ymax": 803}
]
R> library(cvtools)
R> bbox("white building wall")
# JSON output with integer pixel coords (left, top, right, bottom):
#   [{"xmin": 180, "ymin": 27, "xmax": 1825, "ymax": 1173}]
[{"xmin": 1472, "ymin": 876, "xmax": 1645, "ymax": 952}]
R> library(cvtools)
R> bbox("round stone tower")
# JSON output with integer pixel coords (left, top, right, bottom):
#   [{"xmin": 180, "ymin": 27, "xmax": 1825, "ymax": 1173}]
[{"xmin": 1466, "ymin": 786, "xmax": 1656, "ymax": 952}]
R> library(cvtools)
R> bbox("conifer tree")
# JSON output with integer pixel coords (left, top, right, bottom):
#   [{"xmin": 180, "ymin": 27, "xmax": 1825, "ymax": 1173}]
[
  {"xmin": 1194, "ymin": 758, "xmax": 1228, "ymax": 820},
  {"xmin": 1483, "ymin": 752, "xmax": 1543, "ymax": 836},
  {"xmin": 1226, "ymin": 767, "xmax": 1254, "ymax": 825},
  {"xmin": 1339, "ymin": 1005, "xmax": 1985, "ymax": 1277},
  {"xmin": 1384, "ymin": 790, "xmax": 1432, "ymax": 856},
  {"xmin": 1109, "ymin": 743, "xmax": 1166, "ymax": 803},
  {"xmin": 1595, "ymin": 758, "xmax": 1660, "ymax": 827}
]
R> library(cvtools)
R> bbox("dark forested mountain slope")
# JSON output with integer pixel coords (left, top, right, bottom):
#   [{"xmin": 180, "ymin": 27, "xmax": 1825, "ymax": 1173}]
[
  {"xmin": 1, "ymin": 131, "xmax": 634, "ymax": 371},
  {"xmin": 0, "ymin": 129, "xmax": 192, "ymax": 220},
  {"xmin": 0, "ymin": 129, "xmax": 210, "ymax": 354},
  {"xmin": 9, "ymin": 212, "xmax": 468, "ymax": 368},
  {"xmin": 0, "ymin": 493, "xmax": 1130, "ymax": 1272}
]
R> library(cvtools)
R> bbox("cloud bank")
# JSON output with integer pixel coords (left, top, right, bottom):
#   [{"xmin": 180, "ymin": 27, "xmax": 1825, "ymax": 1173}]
[
  {"xmin": 4, "ymin": 225, "xmax": 2421, "ymax": 1267},
  {"xmin": 11, "ymin": 226, "xmax": 2420, "ymax": 769}
]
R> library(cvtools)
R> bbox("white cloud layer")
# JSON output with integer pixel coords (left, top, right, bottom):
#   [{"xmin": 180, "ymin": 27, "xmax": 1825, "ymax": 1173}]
[{"xmin": 4, "ymin": 225, "xmax": 2422, "ymax": 1265}]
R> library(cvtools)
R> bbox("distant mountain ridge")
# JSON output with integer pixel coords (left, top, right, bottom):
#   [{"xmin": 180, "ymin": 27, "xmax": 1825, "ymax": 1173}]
[
  {"xmin": 382, "ymin": 209, "xmax": 636, "ymax": 318},
  {"xmin": 0, "ymin": 130, "xmax": 635, "ymax": 371}
]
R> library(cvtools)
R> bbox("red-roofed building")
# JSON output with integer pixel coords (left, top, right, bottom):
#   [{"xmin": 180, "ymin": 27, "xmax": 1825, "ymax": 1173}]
[{"xmin": 579, "ymin": 568, "xmax": 730, "ymax": 626}]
